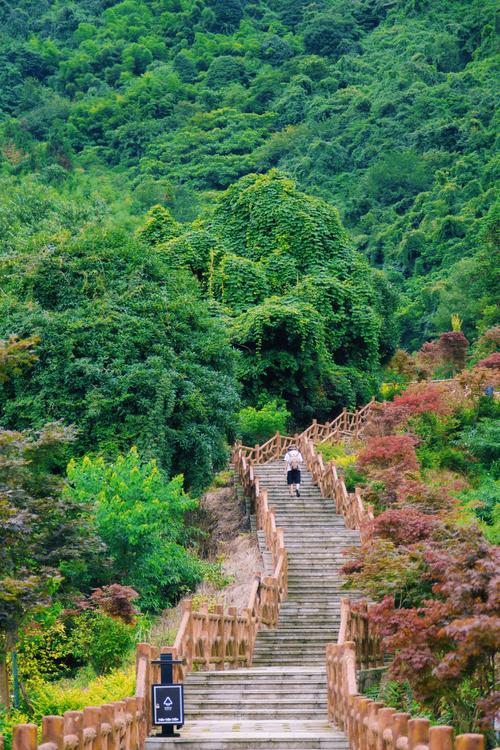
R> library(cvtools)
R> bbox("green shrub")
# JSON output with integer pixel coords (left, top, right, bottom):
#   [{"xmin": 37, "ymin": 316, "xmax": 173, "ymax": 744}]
[
  {"xmin": 70, "ymin": 612, "xmax": 135, "ymax": 675},
  {"xmin": 344, "ymin": 465, "xmax": 368, "ymax": 492},
  {"xmin": 211, "ymin": 469, "xmax": 233, "ymax": 488},
  {"xmin": 237, "ymin": 400, "xmax": 290, "ymax": 445},
  {"xmin": 459, "ymin": 418, "xmax": 500, "ymax": 477},
  {"xmin": 203, "ymin": 559, "xmax": 235, "ymax": 589},
  {"xmin": 66, "ymin": 449, "xmax": 204, "ymax": 610},
  {"xmin": 316, "ymin": 442, "xmax": 357, "ymax": 468},
  {"xmin": 363, "ymin": 680, "xmax": 432, "ymax": 719},
  {"xmin": 417, "ymin": 445, "xmax": 469, "ymax": 473},
  {"xmin": 461, "ymin": 477, "xmax": 500, "ymax": 543}
]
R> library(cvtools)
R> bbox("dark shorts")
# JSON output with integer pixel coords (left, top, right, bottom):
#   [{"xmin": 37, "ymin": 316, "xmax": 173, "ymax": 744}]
[{"xmin": 287, "ymin": 469, "xmax": 301, "ymax": 485}]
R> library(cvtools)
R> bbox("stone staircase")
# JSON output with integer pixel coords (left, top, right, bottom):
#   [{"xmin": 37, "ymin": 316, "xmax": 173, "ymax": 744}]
[
  {"xmin": 146, "ymin": 461, "xmax": 359, "ymax": 749},
  {"xmin": 252, "ymin": 461, "xmax": 360, "ymax": 667}
]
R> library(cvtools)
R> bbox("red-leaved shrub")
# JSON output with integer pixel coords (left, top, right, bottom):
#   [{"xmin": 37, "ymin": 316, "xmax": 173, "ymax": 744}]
[
  {"xmin": 396, "ymin": 477, "xmax": 460, "ymax": 515},
  {"xmin": 477, "ymin": 352, "xmax": 500, "ymax": 369},
  {"xmin": 438, "ymin": 331, "xmax": 469, "ymax": 374},
  {"xmin": 368, "ymin": 530, "xmax": 500, "ymax": 732},
  {"xmin": 366, "ymin": 383, "xmax": 453, "ymax": 437},
  {"xmin": 358, "ymin": 435, "xmax": 418, "ymax": 473},
  {"xmin": 91, "ymin": 584, "xmax": 139, "ymax": 624},
  {"xmin": 415, "ymin": 340, "xmax": 442, "ymax": 378},
  {"xmin": 371, "ymin": 508, "xmax": 439, "ymax": 546}
]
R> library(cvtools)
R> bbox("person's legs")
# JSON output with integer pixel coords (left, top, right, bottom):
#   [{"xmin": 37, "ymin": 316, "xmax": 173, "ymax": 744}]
[
  {"xmin": 289, "ymin": 469, "xmax": 300, "ymax": 496},
  {"xmin": 287, "ymin": 470, "xmax": 294, "ymax": 496},
  {"xmin": 295, "ymin": 470, "xmax": 301, "ymax": 497}
]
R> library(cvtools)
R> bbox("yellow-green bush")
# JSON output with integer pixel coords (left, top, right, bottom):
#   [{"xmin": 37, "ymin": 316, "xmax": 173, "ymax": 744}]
[
  {"xmin": 27, "ymin": 666, "xmax": 135, "ymax": 724},
  {"xmin": 17, "ymin": 619, "xmax": 71, "ymax": 682},
  {"xmin": 316, "ymin": 442, "xmax": 357, "ymax": 468}
]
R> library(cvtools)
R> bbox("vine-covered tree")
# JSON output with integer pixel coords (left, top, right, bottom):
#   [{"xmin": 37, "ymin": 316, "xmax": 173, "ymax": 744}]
[{"xmin": 155, "ymin": 171, "xmax": 398, "ymax": 421}]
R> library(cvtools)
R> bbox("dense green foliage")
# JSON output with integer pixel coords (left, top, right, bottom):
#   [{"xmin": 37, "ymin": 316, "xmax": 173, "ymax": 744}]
[
  {"xmin": 149, "ymin": 171, "xmax": 398, "ymax": 419},
  {"xmin": 236, "ymin": 399, "xmax": 290, "ymax": 445},
  {"xmin": 0, "ymin": 0, "xmax": 498, "ymax": 345},
  {"xmin": 0, "ymin": 189, "xmax": 239, "ymax": 491},
  {"xmin": 66, "ymin": 449, "xmax": 204, "ymax": 610}
]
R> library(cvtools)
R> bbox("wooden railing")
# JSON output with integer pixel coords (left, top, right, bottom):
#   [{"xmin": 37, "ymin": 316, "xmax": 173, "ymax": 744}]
[
  {"xmin": 11, "ymin": 642, "xmax": 153, "ymax": 750},
  {"xmin": 326, "ymin": 641, "xmax": 486, "ymax": 750},
  {"xmin": 338, "ymin": 598, "xmax": 383, "ymax": 671},
  {"xmin": 298, "ymin": 432, "xmax": 374, "ymax": 542},
  {"xmin": 167, "ymin": 443, "xmax": 288, "ymax": 683},
  {"xmin": 237, "ymin": 398, "xmax": 376, "ymax": 464}
]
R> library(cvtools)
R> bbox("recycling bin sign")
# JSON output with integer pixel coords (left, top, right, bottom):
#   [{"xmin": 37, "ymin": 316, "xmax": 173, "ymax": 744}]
[{"xmin": 152, "ymin": 684, "xmax": 184, "ymax": 725}]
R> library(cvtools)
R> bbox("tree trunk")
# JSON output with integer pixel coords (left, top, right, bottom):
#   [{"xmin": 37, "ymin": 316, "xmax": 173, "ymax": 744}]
[{"xmin": 0, "ymin": 648, "xmax": 9, "ymax": 710}]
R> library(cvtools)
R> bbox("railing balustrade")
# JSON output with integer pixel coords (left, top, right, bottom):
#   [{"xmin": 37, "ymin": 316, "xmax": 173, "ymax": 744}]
[
  {"xmin": 327, "ymin": 641, "xmax": 486, "ymax": 750},
  {"xmin": 236, "ymin": 398, "xmax": 376, "ymax": 465}
]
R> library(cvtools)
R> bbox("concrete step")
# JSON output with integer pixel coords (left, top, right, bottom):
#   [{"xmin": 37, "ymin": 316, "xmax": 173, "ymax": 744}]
[
  {"xmin": 147, "ymin": 719, "xmax": 349, "ymax": 749},
  {"xmin": 261, "ymin": 636, "xmax": 337, "ymax": 642}
]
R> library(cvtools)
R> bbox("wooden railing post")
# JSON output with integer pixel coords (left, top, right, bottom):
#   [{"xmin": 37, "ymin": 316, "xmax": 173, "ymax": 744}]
[
  {"xmin": 408, "ymin": 718, "xmax": 430, "ymax": 750},
  {"xmin": 392, "ymin": 714, "xmax": 410, "ymax": 750},
  {"xmin": 64, "ymin": 711, "xmax": 83, "ymax": 750},
  {"xmin": 135, "ymin": 643, "xmax": 151, "ymax": 736},
  {"xmin": 83, "ymin": 706, "xmax": 102, "ymax": 750},
  {"xmin": 13, "ymin": 725, "xmax": 37, "ymax": 750},
  {"xmin": 429, "ymin": 726, "xmax": 454, "ymax": 750},
  {"xmin": 377, "ymin": 707, "xmax": 396, "ymax": 750},
  {"xmin": 101, "ymin": 708, "xmax": 116, "ymax": 750},
  {"xmin": 455, "ymin": 737, "xmax": 485, "ymax": 750},
  {"xmin": 215, "ymin": 605, "xmax": 225, "ymax": 671},
  {"xmin": 125, "ymin": 698, "xmax": 137, "ymax": 750},
  {"xmin": 42, "ymin": 716, "xmax": 64, "ymax": 750},
  {"xmin": 228, "ymin": 606, "xmax": 238, "ymax": 668}
]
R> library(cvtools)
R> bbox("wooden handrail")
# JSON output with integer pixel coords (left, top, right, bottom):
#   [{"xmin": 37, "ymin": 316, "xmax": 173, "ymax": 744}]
[
  {"xmin": 237, "ymin": 397, "xmax": 376, "ymax": 463},
  {"xmin": 11, "ymin": 642, "xmax": 154, "ymax": 750},
  {"xmin": 297, "ymin": 433, "xmax": 374, "ymax": 542},
  {"xmin": 338, "ymin": 598, "xmax": 383, "ymax": 671},
  {"xmin": 165, "ymin": 441, "xmax": 289, "ymax": 681},
  {"xmin": 326, "ymin": 641, "xmax": 485, "ymax": 750}
]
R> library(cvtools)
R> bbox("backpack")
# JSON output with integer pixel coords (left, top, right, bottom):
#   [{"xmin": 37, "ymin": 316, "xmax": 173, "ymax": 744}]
[{"xmin": 289, "ymin": 450, "xmax": 300, "ymax": 470}]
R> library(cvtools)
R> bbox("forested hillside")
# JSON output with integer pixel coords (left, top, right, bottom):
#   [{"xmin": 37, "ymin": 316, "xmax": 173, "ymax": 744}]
[
  {"xmin": 0, "ymin": 0, "xmax": 499, "ymax": 737},
  {"xmin": 1, "ymin": 0, "xmax": 498, "ymax": 347}
]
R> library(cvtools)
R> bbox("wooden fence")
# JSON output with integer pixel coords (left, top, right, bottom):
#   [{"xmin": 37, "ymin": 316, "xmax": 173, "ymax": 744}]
[
  {"xmin": 338, "ymin": 598, "xmax": 383, "ymax": 672},
  {"xmin": 298, "ymin": 432, "xmax": 374, "ymax": 542},
  {"xmin": 236, "ymin": 399, "xmax": 375, "ymax": 464},
  {"xmin": 11, "ymin": 643, "xmax": 152, "ymax": 750},
  {"xmin": 327, "ymin": 641, "xmax": 486, "ymax": 750},
  {"xmin": 149, "ymin": 442, "xmax": 289, "ymax": 683}
]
